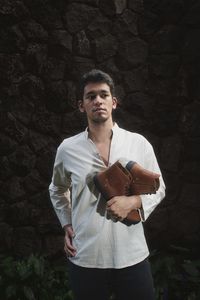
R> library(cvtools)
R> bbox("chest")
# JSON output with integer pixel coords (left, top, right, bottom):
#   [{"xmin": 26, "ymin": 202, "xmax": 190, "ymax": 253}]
[
  {"xmin": 66, "ymin": 137, "xmax": 145, "ymax": 186},
  {"xmin": 95, "ymin": 141, "xmax": 111, "ymax": 167}
]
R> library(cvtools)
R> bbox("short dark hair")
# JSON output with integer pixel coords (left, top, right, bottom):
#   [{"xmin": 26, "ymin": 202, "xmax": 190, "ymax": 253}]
[{"xmin": 79, "ymin": 69, "xmax": 115, "ymax": 98}]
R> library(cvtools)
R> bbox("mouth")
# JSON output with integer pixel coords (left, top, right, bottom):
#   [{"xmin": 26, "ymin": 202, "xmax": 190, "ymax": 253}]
[{"xmin": 92, "ymin": 108, "xmax": 106, "ymax": 112}]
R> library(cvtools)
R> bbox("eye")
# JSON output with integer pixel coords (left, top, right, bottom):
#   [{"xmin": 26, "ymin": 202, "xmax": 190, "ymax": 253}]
[
  {"xmin": 101, "ymin": 93, "xmax": 109, "ymax": 99},
  {"xmin": 87, "ymin": 94, "xmax": 96, "ymax": 101}
]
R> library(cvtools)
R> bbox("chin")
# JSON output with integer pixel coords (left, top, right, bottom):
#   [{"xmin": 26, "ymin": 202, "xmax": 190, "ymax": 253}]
[{"xmin": 92, "ymin": 117, "xmax": 109, "ymax": 124}]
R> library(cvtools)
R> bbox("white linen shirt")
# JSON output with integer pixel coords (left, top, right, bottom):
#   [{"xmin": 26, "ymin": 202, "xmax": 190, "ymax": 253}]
[{"xmin": 49, "ymin": 123, "xmax": 165, "ymax": 269}]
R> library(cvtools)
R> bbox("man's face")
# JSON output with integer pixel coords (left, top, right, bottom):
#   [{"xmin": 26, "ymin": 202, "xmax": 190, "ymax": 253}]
[{"xmin": 79, "ymin": 82, "xmax": 117, "ymax": 124}]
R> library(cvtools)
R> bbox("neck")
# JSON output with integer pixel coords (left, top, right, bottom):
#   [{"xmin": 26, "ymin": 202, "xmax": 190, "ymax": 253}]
[{"xmin": 88, "ymin": 120, "xmax": 114, "ymax": 143}]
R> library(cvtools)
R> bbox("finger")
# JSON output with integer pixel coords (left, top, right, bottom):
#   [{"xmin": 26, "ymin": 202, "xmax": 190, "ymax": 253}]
[
  {"xmin": 64, "ymin": 237, "xmax": 76, "ymax": 251},
  {"xmin": 112, "ymin": 215, "xmax": 124, "ymax": 222},
  {"xmin": 106, "ymin": 198, "xmax": 116, "ymax": 207},
  {"xmin": 65, "ymin": 242, "xmax": 76, "ymax": 252},
  {"xmin": 65, "ymin": 249, "xmax": 76, "ymax": 257},
  {"xmin": 64, "ymin": 244, "xmax": 76, "ymax": 257}
]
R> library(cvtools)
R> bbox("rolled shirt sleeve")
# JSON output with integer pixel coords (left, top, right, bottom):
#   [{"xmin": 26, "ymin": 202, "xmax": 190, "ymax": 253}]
[{"xmin": 139, "ymin": 141, "xmax": 166, "ymax": 221}]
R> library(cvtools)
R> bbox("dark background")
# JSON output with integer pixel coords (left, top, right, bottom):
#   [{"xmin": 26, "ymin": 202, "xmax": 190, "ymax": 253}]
[{"xmin": 0, "ymin": 0, "xmax": 200, "ymax": 258}]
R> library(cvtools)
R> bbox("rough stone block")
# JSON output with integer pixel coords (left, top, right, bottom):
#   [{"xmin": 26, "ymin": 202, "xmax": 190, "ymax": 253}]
[
  {"xmin": 117, "ymin": 38, "xmax": 148, "ymax": 69},
  {"xmin": 64, "ymin": 3, "xmax": 99, "ymax": 33},
  {"xmin": 93, "ymin": 34, "xmax": 118, "ymax": 62}
]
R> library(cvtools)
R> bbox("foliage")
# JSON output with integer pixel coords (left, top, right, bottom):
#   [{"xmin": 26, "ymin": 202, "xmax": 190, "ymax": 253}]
[
  {"xmin": 149, "ymin": 245, "xmax": 200, "ymax": 300},
  {"xmin": 0, "ymin": 254, "xmax": 73, "ymax": 300},
  {"xmin": 0, "ymin": 246, "xmax": 200, "ymax": 300}
]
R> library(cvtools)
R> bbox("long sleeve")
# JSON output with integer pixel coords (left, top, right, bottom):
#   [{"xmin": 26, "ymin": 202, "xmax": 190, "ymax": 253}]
[
  {"xmin": 140, "ymin": 141, "xmax": 166, "ymax": 221},
  {"xmin": 49, "ymin": 145, "xmax": 72, "ymax": 227},
  {"xmin": 47, "ymin": 125, "xmax": 166, "ymax": 268}
]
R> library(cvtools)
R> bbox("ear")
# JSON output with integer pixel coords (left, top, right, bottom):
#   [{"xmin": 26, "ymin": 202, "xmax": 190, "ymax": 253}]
[
  {"xmin": 112, "ymin": 97, "xmax": 118, "ymax": 110},
  {"xmin": 78, "ymin": 100, "xmax": 85, "ymax": 112}
]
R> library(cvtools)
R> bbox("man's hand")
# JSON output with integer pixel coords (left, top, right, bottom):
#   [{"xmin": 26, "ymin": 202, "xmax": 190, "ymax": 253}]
[
  {"xmin": 63, "ymin": 224, "xmax": 77, "ymax": 257},
  {"xmin": 106, "ymin": 195, "xmax": 142, "ymax": 221}
]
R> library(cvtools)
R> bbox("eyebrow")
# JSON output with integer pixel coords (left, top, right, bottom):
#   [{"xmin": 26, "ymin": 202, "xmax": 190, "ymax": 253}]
[{"xmin": 85, "ymin": 89, "xmax": 110, "ymax": 96}]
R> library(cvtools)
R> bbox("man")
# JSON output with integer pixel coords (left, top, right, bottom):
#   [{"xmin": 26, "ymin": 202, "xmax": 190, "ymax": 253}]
[{"xmin": 49, "ymin": 69, "xmax": 165, "ymax": 300}]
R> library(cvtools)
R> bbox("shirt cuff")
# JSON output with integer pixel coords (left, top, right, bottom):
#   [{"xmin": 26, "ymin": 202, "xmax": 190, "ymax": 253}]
[{"xmin": 138, "ymin": 207, "xmax": 145, "ymax": 222}]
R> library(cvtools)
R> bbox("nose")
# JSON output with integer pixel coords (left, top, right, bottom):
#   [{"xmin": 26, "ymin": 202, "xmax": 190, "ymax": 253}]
[{"xmin": 94, "ymin": 95, "xmax": 102, "ymax": 106}]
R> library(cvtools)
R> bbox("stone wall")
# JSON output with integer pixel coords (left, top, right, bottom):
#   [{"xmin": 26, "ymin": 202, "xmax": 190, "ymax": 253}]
[{"xmin": 0, "ymin": 0, "xmax": 200, "ymax": 258}]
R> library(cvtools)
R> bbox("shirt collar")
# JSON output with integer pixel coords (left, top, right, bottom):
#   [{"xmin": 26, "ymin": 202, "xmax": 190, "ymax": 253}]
[{"xmin": 84, "ymin": 122, "xmax": 119, "ymax": 140}]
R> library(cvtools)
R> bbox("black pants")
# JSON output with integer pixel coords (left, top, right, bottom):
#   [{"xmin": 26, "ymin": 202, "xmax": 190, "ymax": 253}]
[{"xmin": 67, "ymin": 259, "xmax": 155, "ymax": 300}]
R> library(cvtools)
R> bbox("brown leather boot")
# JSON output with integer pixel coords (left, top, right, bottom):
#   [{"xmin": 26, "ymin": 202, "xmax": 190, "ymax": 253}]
[
  {"xmin": 93, "ymin": 160, "xmax": 160, "ymax": 225},
  {"xmin": 93, "ymin": 161, "xmax": 132, "ymax": 200},
  {"xmin": 126, "ymin": 161, "xmax": 160, "ymax": 195}
]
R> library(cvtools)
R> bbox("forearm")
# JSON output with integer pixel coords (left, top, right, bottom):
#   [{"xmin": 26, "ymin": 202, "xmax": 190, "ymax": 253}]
[
  {"xmin": 140, "ymin": 175, "xmax": 165, "ymax": 221},
  {"xmin": 49, "ymin": 184, "xmax": 72, "ymax": 227}
]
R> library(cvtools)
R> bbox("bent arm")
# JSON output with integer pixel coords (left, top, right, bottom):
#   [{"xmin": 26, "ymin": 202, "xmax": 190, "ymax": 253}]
[
  {"xmin": 49, "ymin": 146, "xmax": 72, "ymax": 227},
  {"xmin": 139, "ymin": 141, "xmax": 166, "ymax": 221}
]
